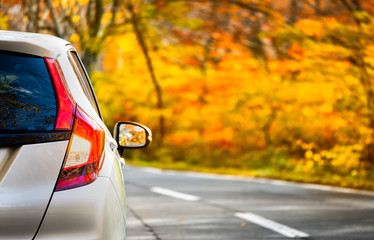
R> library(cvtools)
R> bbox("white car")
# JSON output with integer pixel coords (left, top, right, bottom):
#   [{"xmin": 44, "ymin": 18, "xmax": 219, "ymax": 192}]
[{"xmin": 0, "ymin": 30, "xmax": 151, "ymax": 240}]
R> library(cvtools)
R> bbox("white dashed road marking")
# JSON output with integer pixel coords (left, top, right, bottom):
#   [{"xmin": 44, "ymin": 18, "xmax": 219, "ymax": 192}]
[
  {"xmin": 143, "ymin": 169, "xmax": 312, "ymax": 239},
  {"xmin": 150, "ymin": 187, "xmax": 200, "ymax": 201},
  {"xmin": 235, "ymin": 212, "xmax": 310, "ymax": 239}
]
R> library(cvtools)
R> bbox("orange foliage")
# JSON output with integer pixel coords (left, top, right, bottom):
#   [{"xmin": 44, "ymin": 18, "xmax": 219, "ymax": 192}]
[{"xmin": 88, "ymin": 0, "xmax": 374, "ymax": 177}]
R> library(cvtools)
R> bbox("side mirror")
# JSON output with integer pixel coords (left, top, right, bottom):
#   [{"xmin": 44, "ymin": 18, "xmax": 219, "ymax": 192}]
[{"xmin": 114, "ymin": 122, "xmax": 152, "ymax": 155}]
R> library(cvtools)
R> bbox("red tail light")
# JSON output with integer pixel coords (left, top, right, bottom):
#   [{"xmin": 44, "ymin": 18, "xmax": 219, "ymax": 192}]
[
  {"xmin": 55, "ymin": 106, "xmax": 105, "ymax": 191},
  {"xmin": 44, "ymin": 57, "xmax": 105, "ymax": 190},
  {"xmin": 44, "ymin": 57, "xmax": 75, "ymax": 130}
]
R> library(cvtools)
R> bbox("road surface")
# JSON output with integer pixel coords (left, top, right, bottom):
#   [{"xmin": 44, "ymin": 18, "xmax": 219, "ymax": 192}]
[{"xmin": 124, "ymin": 166, "xmax": 374, "ymax": 240}]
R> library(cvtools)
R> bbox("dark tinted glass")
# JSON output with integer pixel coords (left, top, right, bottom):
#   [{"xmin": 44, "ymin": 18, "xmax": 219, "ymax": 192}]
[{"xmin": 0, "ymin": 52, "xmax": 57, "ymax": 131}]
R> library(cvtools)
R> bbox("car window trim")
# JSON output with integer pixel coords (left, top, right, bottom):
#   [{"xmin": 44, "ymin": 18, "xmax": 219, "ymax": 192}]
[{"xmin": 67, "ymin": 50, "xmax": 103, "ymax": 120}]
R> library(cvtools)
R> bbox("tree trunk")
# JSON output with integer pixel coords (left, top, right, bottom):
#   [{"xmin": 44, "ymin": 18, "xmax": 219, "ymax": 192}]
[
  {"xmin": 262, "ymin": 107, "xmax": 278, "ymax": 147},
  {"xmin": 44, "ymin": 0, "xmax": 63, "ymax": 37},
  {"xmin": 314, "ymin": 0, "xmax": 321, "ymax": 17},
  {"xmin": 127, "ymin": 2, "xmax": 165, "ymax": 144},
  {"xmin": 288, "ymin": 0, "xmax": 299, "ymax": 25}
]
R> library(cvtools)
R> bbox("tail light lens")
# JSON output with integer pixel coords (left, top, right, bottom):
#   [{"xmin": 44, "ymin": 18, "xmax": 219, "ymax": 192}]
[
  {"xmin": 44, "ymin": 57, "xmax": 105, "ymax": 191},
  {"xmin": 44, "ymin": 57, "xmax": 75, "ymax": 130},
  {"xmin": 55, "ymin": 106, "xmax": 105, "ymax": 191}
]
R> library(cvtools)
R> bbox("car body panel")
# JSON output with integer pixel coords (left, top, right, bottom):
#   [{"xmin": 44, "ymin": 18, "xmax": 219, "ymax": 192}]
[
  {"xmin": 34, "ymin": 177, "xmax": 125, "ymax": 240},
  {"xmin": 99, "ymin": 144, "xmax": 126, "ymax": 212},
  {"xmin": 0, "ymin": 31, "xmax": 68, "ymax": 58},
  {"xmin": 0, "ymin": 141, "xmax": 68, "ymax": 240}
]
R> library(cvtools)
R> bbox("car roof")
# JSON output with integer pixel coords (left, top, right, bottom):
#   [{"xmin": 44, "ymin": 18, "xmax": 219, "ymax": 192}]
[{"xmin": 0, "ymin": 30, "xmax": 72, "ymax": 58}]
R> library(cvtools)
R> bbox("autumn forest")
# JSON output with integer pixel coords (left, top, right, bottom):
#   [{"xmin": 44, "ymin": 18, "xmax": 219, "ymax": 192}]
[{"xmin": 1, "ymin": 0, "xmax": 374, "ymax": 189}]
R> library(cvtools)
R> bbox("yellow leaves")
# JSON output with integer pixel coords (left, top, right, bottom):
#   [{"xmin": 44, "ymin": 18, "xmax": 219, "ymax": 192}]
[
  {"xmin": 292, "ymin": 82, "xmax": 336, "ymax": 104},
  {"xmin": 331, "ymin": 156, "xmax": 346, "ymax": 167},
  {"xmin": 364, "ymin": 56, "xmax": 374, "ymax": 68},
  {"xmin": 72, "ymin": 15, "xmax": 80, "ymax": 24},
  {"xmin": 304, "ymin": 41, "xmax": 351, "ymax": 60},
  {"xmin": 117, "ymin": 34, "xmax": 139, "ymax": 52},
  {"xmin": 353, "ymin": 11, "xmax": 372, "ymax": 23},
  {"xmin": 54, "ymin": 0, "xmax": 88, "ymax": 8},
  {"xmin": 322, "ymin": 17, "xmax": 339, "ymax": 31},
  {"xmin": 69, "ymin": 33, "xmax": 80, "ymax": 43},
  {"xmin": 351, "ymin": 170, "xmax": 358, "ymax": 177},
  {"xmin": 364, "ymin": 45, "xmax": 374, "ymax": 68},
  {"xmin": 101, "ymin": 12, "xmax": 113, "ymax": 25},
  {"xmin": 302, "ymin": 106, "xmax": 315, "ymax": 117},
  {"xmin": 301, "ymin": 142, "xmax": 314, "ymax": 150},
  {"xmin": 352, "ymin": 144, "xmax": 364, "ymax": 152},
  {"xmin": 320, "ymin": 145, "xmax": 361, "ymax": 169},
  {"xmin": 304, "ymin": 160, "xmax": 314, "ymax": 171},
  {"xmin": 299, "ymin": 144, "xmax": 362, "ymax": 172},
  {"xmin": 313, "ymin": 153, "xmax": 321, "ymax": 162},
  {"xmin": 305, "ymin": 150, "xmax": 313, "ymax": 159},
  {"xmin": 319, "ymin": 103, "xmax": 333, "ymax": 114},
  {"xmin": 295, "ymin": 19, "xmax": 323, "ymax": 38},
  {"xmin": 343, "ymin": 75, "xmax": 359, "ymax": 86},
  {"xmin": 284, "ymin": 59, "xmax": 304, "ymax": 73},
  {"xmin": 359, "ymin": 127, "xmax": 373, "ymax": 145},
  {"xmin": 0, "ymin": 12, "xmax": 8, "ymax": 30},
  {"xmin": 332, "ymin": 118, "xmax": 347, "ymax": 130},
  {"xmin": 218, "ymin": 53, "xmax": 261, "ymax": 72}
]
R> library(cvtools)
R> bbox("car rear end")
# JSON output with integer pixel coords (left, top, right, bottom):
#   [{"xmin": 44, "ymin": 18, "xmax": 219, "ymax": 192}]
[{"xmin": 0, "ymin": 31, "xmax": 126, "ymax": 240}]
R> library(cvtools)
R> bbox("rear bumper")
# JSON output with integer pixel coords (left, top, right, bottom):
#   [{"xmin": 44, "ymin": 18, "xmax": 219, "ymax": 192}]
[{"xmin": 34, "ymin": 177, "xmax": 126, "ymax": 240}]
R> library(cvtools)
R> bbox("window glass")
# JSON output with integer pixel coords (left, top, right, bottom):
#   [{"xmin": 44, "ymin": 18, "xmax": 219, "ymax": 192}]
[{"xmin": 0, "ymin": 52, "xmax": 57, "ymax": 131}]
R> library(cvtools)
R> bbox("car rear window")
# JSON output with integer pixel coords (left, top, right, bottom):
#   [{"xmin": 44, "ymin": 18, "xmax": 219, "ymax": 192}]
[{"xmin": 0, "ymin": 52, "xmax": 57, "ymax": 131}]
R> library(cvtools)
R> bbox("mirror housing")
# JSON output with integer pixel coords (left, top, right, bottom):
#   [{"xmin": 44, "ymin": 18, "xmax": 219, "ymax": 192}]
[{"xmin": 114, "ymin": 122, "xmax": 152, "ymax": 155}]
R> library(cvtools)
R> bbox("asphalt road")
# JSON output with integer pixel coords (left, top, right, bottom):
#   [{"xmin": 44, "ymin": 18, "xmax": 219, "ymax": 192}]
[{"xmin": 124, "ymin": 166, "xmax": 374, "ymax": 240}]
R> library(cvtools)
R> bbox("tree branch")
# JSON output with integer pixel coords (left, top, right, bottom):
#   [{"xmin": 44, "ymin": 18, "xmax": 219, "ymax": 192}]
[
  {"xmin": 44, "ymin": 0, "xmax": 63, "ymax": 37},
  {"xmin": 127, "ymin": 1, "xmax": 165, "ymax": 142}
]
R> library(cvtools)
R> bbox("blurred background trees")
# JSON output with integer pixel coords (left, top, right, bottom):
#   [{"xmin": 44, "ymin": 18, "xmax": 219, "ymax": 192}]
[{"xmin": 1, "ymin": 0, "xmax": 374, "ymax": 189}]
